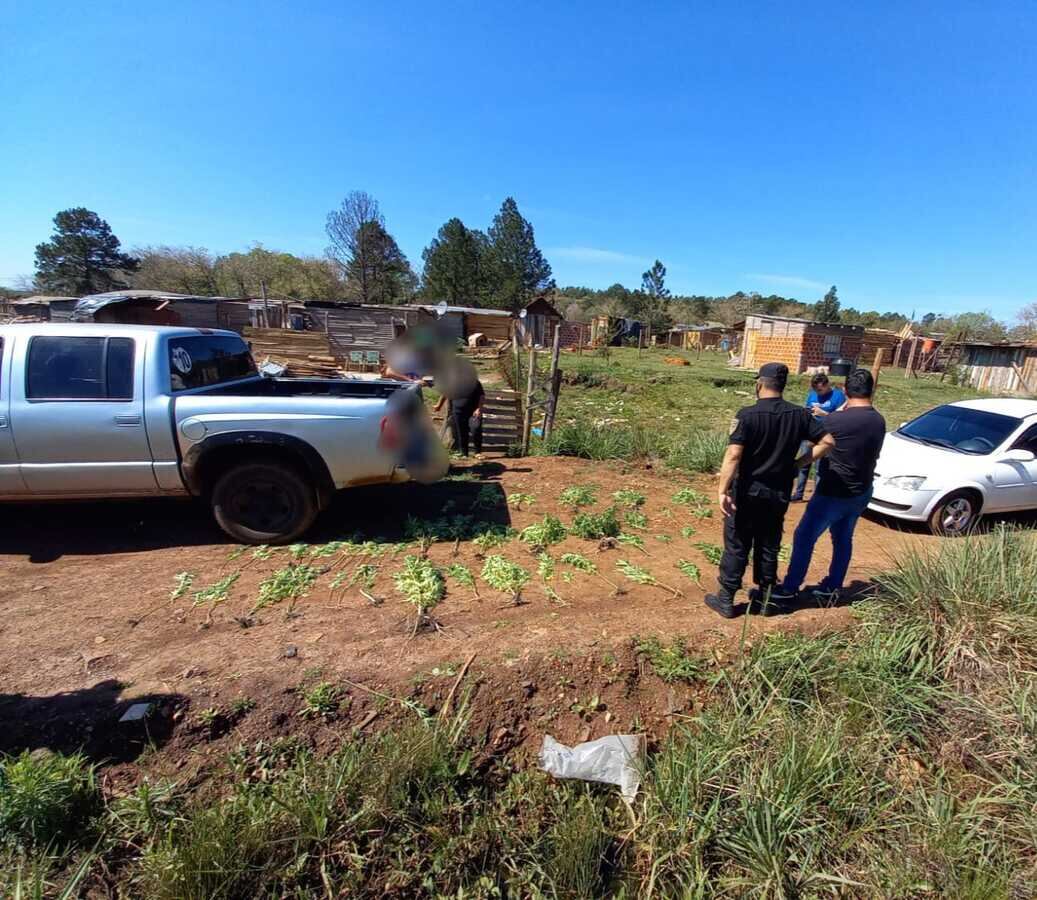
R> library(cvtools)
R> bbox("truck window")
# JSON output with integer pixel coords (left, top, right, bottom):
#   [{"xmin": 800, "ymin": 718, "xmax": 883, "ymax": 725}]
[
  {"xmin": 168, "ymin": 335, "xmax": 257, "ymax": 391},
  {"xmin": 27, "ymin": 336, "xmax": 137, "ymax": 401}
]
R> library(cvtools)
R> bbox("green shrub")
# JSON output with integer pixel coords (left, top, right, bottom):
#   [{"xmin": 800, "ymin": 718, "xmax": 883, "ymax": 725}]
[
  {"xmin": 665, "ymin": 429, "xmax": 728, "ymax": 473},
  {"xmin": 569, "ymin": 506, "xmax": 621, "ymax": 540},
  {"xmin": 0, "ymin": 751, "xmax": 99, "ymax": 849}
]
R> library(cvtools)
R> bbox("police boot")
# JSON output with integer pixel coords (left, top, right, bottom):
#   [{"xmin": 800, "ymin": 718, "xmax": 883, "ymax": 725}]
[
  {"xmin": 748, "ymin": 586, "xmax": 790, "ymax": 617},
  {"xmin": 704, "ymin": 592, "xmax": 737, "ymax": 619}
]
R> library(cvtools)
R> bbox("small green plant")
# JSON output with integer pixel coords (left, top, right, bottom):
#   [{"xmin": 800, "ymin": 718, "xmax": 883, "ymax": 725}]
[
  {"xmin": 230, "ymin": 695, "xmax": 256, "ymax": 716},
  {"xmin": 694, "ymin": 541, "xmax": 723, "ymax": 565},
  {"xmin": 624, "ymin": 509, "xmax": 648, "ymax": 530},
  {"xmin": 254, "ymin": 564, "xmax": 320, "ymax": 612},
  {"xmin": 394, "ymin": 556, "xmax": 445, "ymax": 632},
  {"xmin": 616, "ymin": 559, "xmax": 682, "ymax": 597},
  {"xmin": 310, "ymin": 541, "xmax": 347, "ymax": 558},
  {"xmin": 170, "ymin": 571, "xmax": 194, "ymax": 601},
  {"xmin": 330, "ymin": 562, "xmax": 379, "ymax": 597},
  {"xmin": 559, "ymin": 552, "xmax": 621, "ymax": 591},
  {"xmin": 570, "ymin": 694, "xmax": 603, "ymax": 720},
  {"xmin": 671, "ymin": 487, "xmax": 711, "ymax": 506},
  {"xmin": 445, "ymin": 563, "xmax": 479, "ymax": 598},
  {"xmin": 507, "ymin": 491, "xmax": 536, "ymax": 509},
  {"xmin": 691, "ymin": 506, "xmax": 713, "ymax": 519},
  {"xmin": 616, "ymin": 532, "xmax": 649, "ymax": 554},
  {"xmin": 519, "ymin": 514, "xmax": 568, "ymax": 548},
  {"xmin": 611, "ymin": 489, "xmax": 646, "ymax": 508},
  {"xmin": 196, "ymin": 706, "xmax": 220, "ymax": 729},
  {"xmin": 472, "ymin": 525, "xmax": 516, "ymax": 553},
  {"xmin": 676, "ymin": 558, "xmax": 702, "ymax": 584},
  {"xmin": 537, "ymin": 552, "xmax": 555, "ymax": 580},
  {"xmin": 559, "ymin": 485, "xmax": 597, "ymax": 509},
  {"xmin": 192, "ymin": 573, "xmax": 239, "ymax": 608},
  {"xmin": 0, "ymin": 750, "xmax": 100, "ymax": 849},
  {"xmin": 480, "ymin": 555, "xmax": 531, "ymax": 605},
  {"xmin": 570, "ymin": 507, "xmax": 621, "ymax": 540},
  {"xmin": 636, "ymin": 636, "xmax": 706, "ymax": 683},
  {"xmin": 251, "ymin": 545, "xmax": 274, "ymax": 561},
  {"xmin": 288, "ymin": 543, "xmax": 310, "ymax": 560},
  {"xmin": 654, "ymin": 533, "xmax": 673, "ymax": 543},
  {"xmin": 471, "ymin": 484, "xmax": 503, "ymax": 510},
  {"xmin": 680, "ymin": 525, "xmax": 697, "ymax": 538},
  {"xmin": 226, "ymin": 546, "xmax": 247, "ymax": 561},
  {"xmin": 299, "ymin": 681, "xmax": 341, "ymax": 718}
]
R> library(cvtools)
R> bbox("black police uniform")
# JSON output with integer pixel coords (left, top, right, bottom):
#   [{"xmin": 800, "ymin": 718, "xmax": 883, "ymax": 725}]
[{"xmin": 718, "ymin": 388, "xmax": 826, "ymax": 599}]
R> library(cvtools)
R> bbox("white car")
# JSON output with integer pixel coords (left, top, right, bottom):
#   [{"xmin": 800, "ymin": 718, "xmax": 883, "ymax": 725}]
[{"xmin": 869, "ymin": 398, "xmax": 1037, "ymax": 535}]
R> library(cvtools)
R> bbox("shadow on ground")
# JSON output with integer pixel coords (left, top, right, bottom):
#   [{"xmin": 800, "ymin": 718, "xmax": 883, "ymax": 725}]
[
  {"xmin": 0, "ymin": 464, "xmax": 513, "ymax": 562},
  {"xmin": 0, "ymin": 680, "xmax": 188, "ymax": 762}
]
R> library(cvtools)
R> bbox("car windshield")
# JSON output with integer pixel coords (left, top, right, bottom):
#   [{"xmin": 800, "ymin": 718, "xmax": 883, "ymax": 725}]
[
  {"xmin": 898, "ymin": 405, "xmax": 1020, "ymax": 455},
  {"xmin": 168, "ymin": 335, "xmax": 258, "ymax": 391}
]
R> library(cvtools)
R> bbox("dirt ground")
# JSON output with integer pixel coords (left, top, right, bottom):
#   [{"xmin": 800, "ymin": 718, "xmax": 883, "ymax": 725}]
[{"xmin": 0, "ymin": 456, "xmax": 936, "ymax": 783}]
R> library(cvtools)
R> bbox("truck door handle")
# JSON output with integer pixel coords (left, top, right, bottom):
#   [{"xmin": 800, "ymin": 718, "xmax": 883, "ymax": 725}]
[{"xmin": 114, "ymin": 415, "xmax": 142, "ymax": 426}]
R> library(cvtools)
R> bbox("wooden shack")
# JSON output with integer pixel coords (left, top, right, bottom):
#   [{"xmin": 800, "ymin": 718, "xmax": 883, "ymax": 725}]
[
  {"xmin": 741, "ymin": 314, "xmax": 864, "ymax": 374},
  {"xmin": 859, "ymin": 328, "xmax": 903, "ymax": 366},
  {"xmin": 521, "ymin": 297, "xmax": 563, "ymax": 346},
  {"xmin": 957, "ymin": 342, "xmax": 1037, "ymax": 395},
  {"xmin": 5, "ymin": 295, "xmax": 78, "ymax": 321},
  {"xmin": 411, "ymin": 305, "xmax": 514, "ymax": 344}
]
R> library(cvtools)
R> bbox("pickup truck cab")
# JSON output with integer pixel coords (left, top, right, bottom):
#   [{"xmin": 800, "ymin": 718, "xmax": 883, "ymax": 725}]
[{"xmin": 0, "ymin": 323, "xmax": 447, "ymax": 542}]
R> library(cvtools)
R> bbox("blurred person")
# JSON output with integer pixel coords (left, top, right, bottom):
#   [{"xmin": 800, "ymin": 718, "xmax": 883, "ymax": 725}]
[{"xmin": 791, "ymin": 372, "xmax": 846, "ymax": 501}]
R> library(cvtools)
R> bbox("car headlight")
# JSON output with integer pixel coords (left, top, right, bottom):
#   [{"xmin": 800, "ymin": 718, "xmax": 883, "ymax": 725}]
[{"xmin": 885, "ymin": 475, "xmax": 926, "ymax": 491}]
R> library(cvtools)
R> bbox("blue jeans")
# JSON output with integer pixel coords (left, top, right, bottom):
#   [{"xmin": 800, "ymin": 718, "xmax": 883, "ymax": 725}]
[
  {"xmin": 781, "ymin": 489, "xmax": 872, "ymax": 592},
  {"xmin": 792, "ymin": 442, "xmax": 813, "ymax": 499}
]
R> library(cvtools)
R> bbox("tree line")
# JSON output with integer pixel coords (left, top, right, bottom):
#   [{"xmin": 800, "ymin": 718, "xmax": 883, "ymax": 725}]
[{"xmin": 23, "ymin": 203, "xmax": 1036, "ymax": 341}]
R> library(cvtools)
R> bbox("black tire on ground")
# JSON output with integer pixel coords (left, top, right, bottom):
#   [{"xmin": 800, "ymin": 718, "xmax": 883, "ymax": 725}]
[
  {"xmin": 210, "ymin": 461, "xmax": 318, "ymax": 544},
  {"xmin": 927, "ymin": 489, "xmax": 982, "ymax": 537}
]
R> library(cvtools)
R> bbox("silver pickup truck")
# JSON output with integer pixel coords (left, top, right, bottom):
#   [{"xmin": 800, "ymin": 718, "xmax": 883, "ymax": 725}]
[{"xmin": 0, "ymin": 323, "xmax": 447, "ymax": 542}]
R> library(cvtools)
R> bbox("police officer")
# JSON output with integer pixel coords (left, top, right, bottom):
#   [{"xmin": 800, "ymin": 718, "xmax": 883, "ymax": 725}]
[{"xmin": 705, "ymin": 362, "xmax": 832, "ymax": 618}]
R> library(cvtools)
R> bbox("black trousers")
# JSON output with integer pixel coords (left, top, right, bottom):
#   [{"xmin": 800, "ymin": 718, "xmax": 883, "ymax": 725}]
[
  {"xmin": 717, "ymin": 491, "xmax": 789, "ymax": 599},
  {"xmin": 450, "ymin": 400, "xmax": 483, "ymax": 456}
]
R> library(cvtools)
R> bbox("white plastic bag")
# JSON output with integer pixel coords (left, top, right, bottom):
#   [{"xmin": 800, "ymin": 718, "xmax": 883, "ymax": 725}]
[{"xmin": 539, "ymin": 734, "xmax": 645, "ymax": 801}]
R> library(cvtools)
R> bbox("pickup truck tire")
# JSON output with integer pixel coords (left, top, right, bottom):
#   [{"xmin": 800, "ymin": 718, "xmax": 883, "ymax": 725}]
[{"xmin": 211, "ymin": 461, "xmax": 318, "ymax": 544}]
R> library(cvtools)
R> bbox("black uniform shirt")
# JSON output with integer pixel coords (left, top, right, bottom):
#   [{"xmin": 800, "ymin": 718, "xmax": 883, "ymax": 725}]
[{"xmin": 729, "ymin": 397, "xmax": 826, "ymax": 496}]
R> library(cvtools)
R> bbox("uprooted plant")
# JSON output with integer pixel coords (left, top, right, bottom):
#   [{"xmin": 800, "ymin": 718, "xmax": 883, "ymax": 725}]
[
  {"xmin": 445, "ymin": 563, "xmax": 480, "ymax": 600},
  {"xmin": 393, "ymin": 556, "xmax": 445, "ymax": 635},
  {"xmin": 480, "ymin": 555, "xmax": 532, "ymax": 606},
  {"xmin": 616, "ymin": 559, "xmax": 682, "ymax": 597},
  {"xmin": 559, "ymin": 551, "xmax": 622, "ymax": 594}
]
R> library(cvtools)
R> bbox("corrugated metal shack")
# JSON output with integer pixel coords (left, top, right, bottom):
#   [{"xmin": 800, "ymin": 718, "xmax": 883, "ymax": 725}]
[
  {"xmin": 311, "ymin": 303, "xmax": 432, "ymax": 364},
  {"xmin": 3, "ymin": 296, "xmax": 79, "ymax": 321},
  {"xmin": 411, "ymin": 305, "xmax": 514, "ymax": 344},
  {"xmin": 73, "ymin": 291, "xmax": 249, "ymax": 328},
  {"xmin": 958, "ymin": 342, "xmax": 1037, "ymax": 395}
]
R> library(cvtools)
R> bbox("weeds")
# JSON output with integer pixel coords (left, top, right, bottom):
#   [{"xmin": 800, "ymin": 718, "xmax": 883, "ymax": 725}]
[
  {"xmin": 665, "ymin": 429, "xmax": 728, "ymax": 473},
  {"xmin": 671, "ymin": 487, "xmax": 711, "ymax": 507},
  {"xmin": 507, "ymin": 491, "xmax": 536, "ymax": 509},
  {"xmin": 0, "ymin": 751, "xmax": 99, "ymax": 849},
  {"xmin": 611, "ymin": 489, "xmax": 646, "ymax": 508},
  {"xmin": 637, "ymin": 636, "xmax": 707, "ymax": 683},
  {"xmin": 299, "ymin": 682, "xmax": 342, "ymax": 719},
  {"xmin": 624, "ymin": 509, "xmax": 648, "ymax": 530},
  {"xmin": 519, "ymin": 514, "xmax": 568, "ymax": 548},
  {"xmin": 680, "ymin": 524, "xmax": 697, "ymax": 538}
]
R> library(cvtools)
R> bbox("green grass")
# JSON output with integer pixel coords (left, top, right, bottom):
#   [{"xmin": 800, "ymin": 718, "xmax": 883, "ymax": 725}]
[
  {"xmin": 10, "ymin": 527, "xmax": 1037, "ymax": 897},
  {"xmin": 535, "ymin": 347, "xmax": 982, "ymax": 472}
]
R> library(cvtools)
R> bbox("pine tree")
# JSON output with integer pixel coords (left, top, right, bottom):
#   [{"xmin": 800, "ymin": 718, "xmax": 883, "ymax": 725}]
[
  {"xmin": 346, "ymin": 221, "xmax": 415, "ymax": 305},
  {"xmin": 636, "ymin": 259, "xmax": 673, "ymax": 330},
  {"xmin": 814, "ymin": 285, "xmax": 841, "ymax": 323},
  {"xmin": 34, "ymin": 208, "xmax": 139, "ymax": 295},
  {"xmin": 484, "ymin": 198, "xmax": 553, "ymax": 310},
  {"xmin": 420, "ymin": 218, "xmax": 488, "ymax": 304}
]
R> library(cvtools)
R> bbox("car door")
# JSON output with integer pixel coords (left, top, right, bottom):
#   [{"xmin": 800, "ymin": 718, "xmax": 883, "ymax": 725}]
[
  {"xmin": 0, "ymin": 336, "xmax": 28, "ymax": 495},
  {"xmin": 987, "ymin": 422, "xmax": 1037, "ymax": 510},
  {"xmin": 10, "ymin": 333, "xmax": 158, "ymax": 495}
]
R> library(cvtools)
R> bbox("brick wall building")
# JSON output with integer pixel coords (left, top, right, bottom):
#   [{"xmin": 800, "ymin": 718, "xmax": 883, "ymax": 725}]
[{"xmin": 741, "ymin": 315, "xmax": 864, "ymax": 374}]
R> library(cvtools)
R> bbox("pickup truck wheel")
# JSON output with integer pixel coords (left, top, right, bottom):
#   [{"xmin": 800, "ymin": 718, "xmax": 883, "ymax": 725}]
[
  {"xmin": 211, "ymin": 462, "xmax": 318, "ymax": 544},
  {"xmin": 928, "ymin": 489, "xmax": 981, "ymax": 537}
]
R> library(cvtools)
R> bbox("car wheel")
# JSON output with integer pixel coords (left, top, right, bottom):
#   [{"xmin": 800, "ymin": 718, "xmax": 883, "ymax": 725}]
[
  {"xmin": 928, "ymin": 490, "xmax": 981, "ymax": 537},
  {"xmin": 211, "ymin": 461, "xmax": 318, "ymax": 544}
]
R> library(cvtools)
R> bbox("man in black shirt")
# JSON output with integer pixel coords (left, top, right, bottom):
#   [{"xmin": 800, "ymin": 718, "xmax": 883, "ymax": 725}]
[
  {"xmin": 775, "ymin": 368, "xmax": 886, "ymax": 604},
  {"xmin": 705, "ymin": 362, "xmax": 831, "ymax": 619}
]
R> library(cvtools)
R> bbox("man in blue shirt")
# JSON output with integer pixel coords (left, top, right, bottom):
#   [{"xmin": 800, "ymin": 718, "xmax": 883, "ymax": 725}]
[{"xmin": 791, "ymin": 373, "xmax": 846, "ymax": 501}]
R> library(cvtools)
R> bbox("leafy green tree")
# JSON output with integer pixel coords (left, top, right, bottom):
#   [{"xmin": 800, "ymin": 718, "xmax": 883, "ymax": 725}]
[
  {"xmin": 813, "ymin": 285, "xmax": 841, "ymax": 323},
  {"xmin": 34, "ymin": 208, "xmax": 139, "ymax": 295},
  {"xmin": 484, "ymin": 198, "xmax": 553, "ymax": 310},
  {"xmin": 346, "ymin": 221, "xmax": 416, "ymax": 305},
  {"xmin": 134, "ymin": 246, "xmax": 219, "ymax": 295},
  {"xmin": 420, "ymin": 218, "xmax": 488, "ymax": 304}
]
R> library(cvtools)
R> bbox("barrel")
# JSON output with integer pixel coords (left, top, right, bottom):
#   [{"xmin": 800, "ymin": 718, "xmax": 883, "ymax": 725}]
[{"xmin": 829, "ymin": 358, "xmax": 854, "ymax": 376}]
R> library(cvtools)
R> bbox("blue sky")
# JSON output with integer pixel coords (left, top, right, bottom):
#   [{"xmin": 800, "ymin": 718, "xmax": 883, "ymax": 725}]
[{"xmin": 2, "ymin": 1, "xmax": 1034, "ymax": 318}]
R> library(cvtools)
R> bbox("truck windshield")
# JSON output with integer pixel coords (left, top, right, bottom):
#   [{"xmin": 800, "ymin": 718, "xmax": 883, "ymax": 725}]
[
  {"xmin": 168, "ymin": 335, "xmax": 257, "ymax": 391},
  {"xmin": 898, "ymin": 405, "xmax": 1020, "ymax": 455}
]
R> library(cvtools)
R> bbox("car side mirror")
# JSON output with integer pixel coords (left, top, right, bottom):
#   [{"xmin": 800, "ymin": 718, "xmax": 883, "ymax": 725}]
[{"xmin": 1001, "ymin": 448, "xmax": 1036, "ymax": 463}]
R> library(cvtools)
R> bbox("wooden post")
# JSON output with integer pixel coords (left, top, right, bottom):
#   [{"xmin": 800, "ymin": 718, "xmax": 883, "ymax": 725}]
[
  {"xmin": 893, "ymin": 338, "xmax": 904, "ymax": 369},
  {"xmin": 511, "ymin": 321, "xmax": 522, "ymax": 391},
  {"xmin": 870, "ymin": 348, "xmax": 883, "ymax": 393},
  {"xmin": 638, "ymin": 328, "xmax": 644, "ymax": 357},
  {"xmin": 543, "ymin": 325, "xmax": 562, "ymax": 440},
  {"xmin": 904, "ymin": 337, "xmax": 918, "ymax": 378},
  {"xmin": 521, "ymin": 345, "xmax": 537, "ymax": 455},
  {"xmin": 260, "ymin": 280, "xmax": 270, "ymax": 328}
]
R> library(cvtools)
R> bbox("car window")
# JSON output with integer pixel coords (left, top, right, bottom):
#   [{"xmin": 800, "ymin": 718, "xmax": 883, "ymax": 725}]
[
  {"xmin": 1011, "ymin": 424, "xmax": 1037, "ymax": 454},
  {"xmin": 168, "ymin": 335, "xmax": 257, "ymax": 392},
  {"xmin": 27, "ymin": 336, "xmax": 137, "ymax": 401},
  {"xmin": 899, "ymin": 405, "xmax": 1021, "ymax": 455}
]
